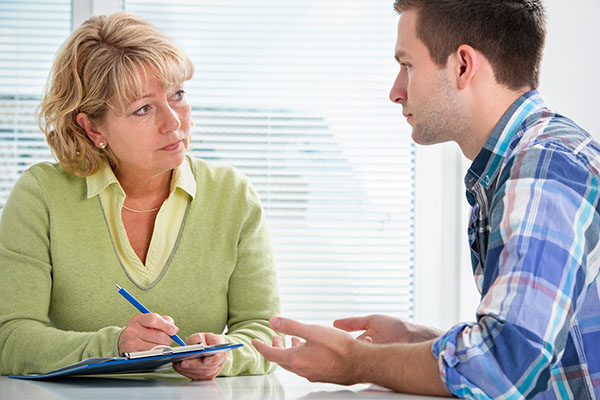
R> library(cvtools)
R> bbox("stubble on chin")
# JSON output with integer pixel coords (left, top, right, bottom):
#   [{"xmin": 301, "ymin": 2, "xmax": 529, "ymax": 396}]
[
  {"xmin": 410, "ymin": 119, "xmax": 454, "ymax": 146},
  {"xmin": 410, "ymin": 80, "xmax": 465, "ymax": 146}
]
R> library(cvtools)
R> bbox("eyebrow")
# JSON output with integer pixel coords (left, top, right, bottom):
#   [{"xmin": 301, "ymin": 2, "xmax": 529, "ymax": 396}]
[
  {"xmin": 127, "ymin": 93, "xmax": 155, "ymax": 109},
  {"xmin": 394, "ymin": 50, "xmax": 407, "ymax": 63},
  {"xmin": 138, "ymin": 93, "xmax": 156, "ymax": 100}
]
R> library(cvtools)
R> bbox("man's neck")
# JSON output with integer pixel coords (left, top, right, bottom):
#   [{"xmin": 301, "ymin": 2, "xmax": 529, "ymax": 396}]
[{"xmin": 460, "ymin": 86, "xmax": 532, "ymax": 160}]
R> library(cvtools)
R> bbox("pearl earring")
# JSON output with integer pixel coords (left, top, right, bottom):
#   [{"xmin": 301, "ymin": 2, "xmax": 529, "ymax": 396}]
[{"xmin": 98, "ymin": 141, "xmax": 106, "ymax": 149}]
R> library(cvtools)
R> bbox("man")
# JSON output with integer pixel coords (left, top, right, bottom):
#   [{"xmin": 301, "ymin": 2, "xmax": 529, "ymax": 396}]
[{"xmin": 253, "ymin": 0, "xmax": 600, "ymax": 398}]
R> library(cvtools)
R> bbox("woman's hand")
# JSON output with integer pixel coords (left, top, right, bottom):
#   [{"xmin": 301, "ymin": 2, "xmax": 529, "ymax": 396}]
[
  {"xmin": 173, "ymin": 333, "xmax": 228, "ymax": 380},
  {"xmin": 118, "ymin": 313, "xmax": 180, "ymax": 354}
]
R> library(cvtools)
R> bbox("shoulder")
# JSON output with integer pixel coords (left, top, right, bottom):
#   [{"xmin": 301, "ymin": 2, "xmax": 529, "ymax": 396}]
[
  {"xmin": 504, "ymin": 111, "xmax": 600, "ymax": 182},
  {"xmin": 189, "ymin": 157, "xmax": 250, "ymax": 185},
  {"xmin": 495, "ymin": 113, "xmax": 600, "ymax": 212},
  {"xmin": 188, "ymin": 156, "xmax": 259, "ymax": 202},
  {"xmin": 8, "ymin": 162, "xmax": 86, "ymax": 205},
  {"xmin": 21, "ymin": 161, "xmax": 82, "ymax": 186}
]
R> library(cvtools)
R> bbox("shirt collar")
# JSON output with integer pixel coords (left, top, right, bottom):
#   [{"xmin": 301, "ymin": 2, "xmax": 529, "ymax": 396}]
[
  {"xmin": 171, "ymin": 156, "xmax": 196, "ymax": 199},
  {"xmin": 86, "ymin": 156, "xmax": 196, "ymax": 200},
  {"xmin": 465, "ymin": 90, "xmax": 546, "ymax": 192},
  {"xmin": 86, "ymin": 162, "xmax": 121, "ymax": 199}
]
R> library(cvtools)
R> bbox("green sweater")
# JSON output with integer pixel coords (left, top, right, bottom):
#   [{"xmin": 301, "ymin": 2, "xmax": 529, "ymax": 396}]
[{"xmin": 0, "ymin": 158, "xmax": 281, "ymax": 376}]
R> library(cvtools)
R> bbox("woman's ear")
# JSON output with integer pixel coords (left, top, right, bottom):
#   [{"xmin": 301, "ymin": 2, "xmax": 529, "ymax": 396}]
[
  {"xmin": 76, "ymin": 112, "xmax": 106, "ymax": 148},
  {"xmin": 452, "ymin": 44, "xmax": 479, "ymax": 90}
]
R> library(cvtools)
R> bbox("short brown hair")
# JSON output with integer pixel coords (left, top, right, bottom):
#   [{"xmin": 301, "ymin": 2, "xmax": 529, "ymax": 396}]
[
  {"xmin": 393, "ymin": 0, "xmax": 546, "ymax": 90},
  {"xmin": 38, "ymin": 13, "xmax": 193, "ymax": 176}
]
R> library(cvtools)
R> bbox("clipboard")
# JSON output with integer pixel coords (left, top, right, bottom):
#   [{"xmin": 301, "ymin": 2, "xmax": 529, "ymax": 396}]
[{"xmin": 8, "ymin": 343, "xmax": 242, "ymax": 380}]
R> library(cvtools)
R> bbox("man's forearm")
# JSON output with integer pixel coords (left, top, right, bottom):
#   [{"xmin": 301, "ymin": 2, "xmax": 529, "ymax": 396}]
[{"xmin": 352, "ymin": 339, "xmax": 449, "ymax": 396}]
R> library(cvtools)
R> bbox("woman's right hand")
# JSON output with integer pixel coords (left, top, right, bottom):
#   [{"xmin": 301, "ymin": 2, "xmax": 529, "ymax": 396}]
[{"xmin": 118, "ymin": 313, "xmax": 180, "ymax": 354}]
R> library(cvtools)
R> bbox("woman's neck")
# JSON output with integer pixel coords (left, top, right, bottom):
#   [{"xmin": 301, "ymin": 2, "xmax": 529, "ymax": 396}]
[{"xmin": 115, "ymin": 169, "xmax": 173, "ymax": 207}]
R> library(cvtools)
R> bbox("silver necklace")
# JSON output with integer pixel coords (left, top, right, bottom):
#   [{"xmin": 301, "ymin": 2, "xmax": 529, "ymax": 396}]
[{"xmin": 122, "ymin": 205, "xmax": 161, "ymax": 213}]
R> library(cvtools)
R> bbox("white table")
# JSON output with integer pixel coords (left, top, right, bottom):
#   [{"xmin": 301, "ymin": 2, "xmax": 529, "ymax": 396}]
[{"xmin": 1, "ymin": 369, "xmax": 445, "ymax": 399}]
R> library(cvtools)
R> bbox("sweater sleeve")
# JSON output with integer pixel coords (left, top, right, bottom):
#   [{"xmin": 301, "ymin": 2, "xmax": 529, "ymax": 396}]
[
  {"xmin": 0, "ymin": 169, "xmax": 122, "ymax": 376},
  {"xmin": 219, "ymin": 181, "xmax": 282, "ymax": 376}
]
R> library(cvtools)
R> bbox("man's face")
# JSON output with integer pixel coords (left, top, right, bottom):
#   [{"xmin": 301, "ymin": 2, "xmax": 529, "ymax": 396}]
[{"xmin": 389, "ymin": 9, "xmax": 464, "ymax": 145}]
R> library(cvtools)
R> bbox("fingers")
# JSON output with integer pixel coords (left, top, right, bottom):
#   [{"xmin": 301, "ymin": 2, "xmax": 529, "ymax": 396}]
[
  {"xmin": 333, "ymin": 315, "xmax": 370, "ymax": 332},
  {"xmin": 272, "ymin": 335, "xmax": 285, "ymax": 348},
  {"xmin": 119, "ymin": 313, "xmax": 181, "ymax": 353},
  {"xmin": 136, "ymin": 313, "xmax": 179, "ymax": 337},
  {"xmin": 269, "ymin": 317, "xmax": 316, "ymax": 341},
  {"xmin": 358, "ymin": 334, "xmax": 373, "ymax": 343},
  {"xmin": 186, "ymin": 332, "xmax": 225, "ymax": 346},
  {"xmin": 174, "ymin": 332, "xmax": 228, "ymax": 381},
  {"xmin": 252, "ymin": 338, "xmax": 289, "ymax": 363},
  {"xmin": 186, "ymin": 332, "xmax": 207, "ymax": 345},
  {"xmin": 203, "ymin": 333, "xmax": 226, "ymax": 346},
  {"xmin": 263, "ymin": 335, "xmax": 303, "ymax": 350},
  {"xmin": 174, "ymin": 353, "xmax": 227, "ymax": 381}
]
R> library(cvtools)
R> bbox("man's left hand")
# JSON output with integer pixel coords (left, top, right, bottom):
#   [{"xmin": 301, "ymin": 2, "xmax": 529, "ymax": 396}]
[{"xmin": 252, "ymin": 316, "xmax": 365, "ymax": 385}]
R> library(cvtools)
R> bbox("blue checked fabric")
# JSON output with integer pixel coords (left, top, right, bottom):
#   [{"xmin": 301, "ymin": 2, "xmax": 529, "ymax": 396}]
[{"xmin": 432, "ymin": 91, "xmax": 600, "ymax": 399}]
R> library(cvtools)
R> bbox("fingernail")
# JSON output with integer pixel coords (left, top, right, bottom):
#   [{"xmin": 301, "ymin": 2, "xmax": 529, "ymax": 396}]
[
  {"xmin": 205, "ymin": 357, "xmax": 214, "ymax": 365},
  {"xmin": 270, "ymin": 317, "xmax": 281, "ymax": 329}
]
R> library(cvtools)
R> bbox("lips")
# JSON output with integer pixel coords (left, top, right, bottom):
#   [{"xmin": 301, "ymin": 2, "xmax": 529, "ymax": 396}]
[{"xmin": 160, "ymin": 140, "xmax": 183, "ymax": 151}]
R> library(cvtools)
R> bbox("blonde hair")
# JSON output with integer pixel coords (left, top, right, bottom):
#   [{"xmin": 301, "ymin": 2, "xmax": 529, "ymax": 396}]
[{"xmin": 38, "ymin": 12, "xmax": 194, "ymax": 176}]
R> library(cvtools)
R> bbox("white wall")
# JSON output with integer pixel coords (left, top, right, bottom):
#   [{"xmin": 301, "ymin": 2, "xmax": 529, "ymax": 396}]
[{"xmin": 539, "ymin": 0, "xmax": 600, "ymax": 138}]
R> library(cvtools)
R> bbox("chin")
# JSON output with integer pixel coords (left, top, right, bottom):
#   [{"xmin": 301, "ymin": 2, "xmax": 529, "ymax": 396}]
[
  {"xmin": 163, "ymin": 152, "xmax": 186, "ymax": 170},
  {"xmin": 411, "ymin": 132, "xmax": 445, "ymax": 146}
]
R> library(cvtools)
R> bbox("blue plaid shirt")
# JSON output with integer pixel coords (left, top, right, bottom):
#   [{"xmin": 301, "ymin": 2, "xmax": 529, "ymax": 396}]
[{"xmin": 432, "ymin": 91, "xmax": 600, "ymax": 399}]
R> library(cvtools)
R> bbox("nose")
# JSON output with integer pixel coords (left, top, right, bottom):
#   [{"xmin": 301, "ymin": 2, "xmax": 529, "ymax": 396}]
[
  {"xmin": 161, "ymin": 104, "xmax": 181, "ymax": 134},
  {"xmin": 389, "ymin": 69, "xmax": 407, "ymax": 104}
]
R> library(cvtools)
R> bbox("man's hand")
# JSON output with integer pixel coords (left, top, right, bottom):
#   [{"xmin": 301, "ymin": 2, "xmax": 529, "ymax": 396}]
[
  {"xmin": 173, "ymin": 333, "xmax": 228, "ymax": 380},
  {"xmin": 334, "ymin": 314, "xmax": 444, "ymax": 344},
  {"xmin": 252, "ymin": 316, "xmax": 365, "ymax": 385},
  {"xmin": 252, "ymin": 316, "xmax": 449, "ymax": 396},
  {"xmin": 118, "ymin": 313, "xmax": 180, "ymax": 354}
]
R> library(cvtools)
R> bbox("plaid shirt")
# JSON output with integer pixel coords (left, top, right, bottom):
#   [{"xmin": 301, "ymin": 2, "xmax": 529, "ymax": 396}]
[{"xmin": 432, "ymin": 91, "xmax": 600, "ymax": 399}]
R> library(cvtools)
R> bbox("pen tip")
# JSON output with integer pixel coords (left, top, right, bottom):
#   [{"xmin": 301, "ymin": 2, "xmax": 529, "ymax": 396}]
[{"xmin": 116, "ymin": 284, "xmax": 121, "ymax": 290}]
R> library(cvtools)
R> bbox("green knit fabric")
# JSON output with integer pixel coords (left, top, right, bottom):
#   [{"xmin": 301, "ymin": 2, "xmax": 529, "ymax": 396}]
[{"xmin": 0, "ymin": 158, "xmax": 281, "ymax": 377}]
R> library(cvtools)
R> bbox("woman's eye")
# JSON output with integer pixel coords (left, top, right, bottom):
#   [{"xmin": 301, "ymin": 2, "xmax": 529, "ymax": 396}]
[
  {"xmin": 133, "ymin": 105, "xmax": 150, "ymax": 115},
  {"xmin": 173, "ymin": 90, "xmax": 185, "ymax": 101}
]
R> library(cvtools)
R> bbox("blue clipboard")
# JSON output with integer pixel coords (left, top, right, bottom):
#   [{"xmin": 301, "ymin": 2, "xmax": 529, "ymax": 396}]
[{"xmin": 8, "ymin": 343, "xmax": 242, "ymax": 380}]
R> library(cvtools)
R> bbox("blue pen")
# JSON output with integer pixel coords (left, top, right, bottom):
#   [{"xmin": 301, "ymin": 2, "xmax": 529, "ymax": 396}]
[{"xmin": 115, "ymin": 284, "xmax": 186, "ymax": 346}]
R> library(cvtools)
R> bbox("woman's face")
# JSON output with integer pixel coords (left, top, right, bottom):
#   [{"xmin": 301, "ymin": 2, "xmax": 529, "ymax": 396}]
[{"xmin": 98, "ymin": 72, "xmax": 191, "ymax": 180}]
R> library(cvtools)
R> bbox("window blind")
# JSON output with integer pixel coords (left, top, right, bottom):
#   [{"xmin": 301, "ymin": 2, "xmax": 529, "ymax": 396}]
[
  {"xmin": 125, "ymin": 1, "xmax": 415, "ymax": 325},
  {"xmin": 0, "ymin": 0, "xmax": 70, "ymax": 207}
]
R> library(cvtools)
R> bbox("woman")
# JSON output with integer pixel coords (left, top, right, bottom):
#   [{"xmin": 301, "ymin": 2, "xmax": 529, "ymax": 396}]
[{"xmin": 0, "ymin": 13, "xmax": 280, "ymax": 380}]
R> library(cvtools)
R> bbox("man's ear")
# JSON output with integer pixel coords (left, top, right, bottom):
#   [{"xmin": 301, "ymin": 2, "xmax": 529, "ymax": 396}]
[
  {"xmin": 452, "ymin": 44, "xmax": 479, "ymax": 90},
  {"xmin": 76, "ymin": 112, "xmax": 105, "ymax": 148}
]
